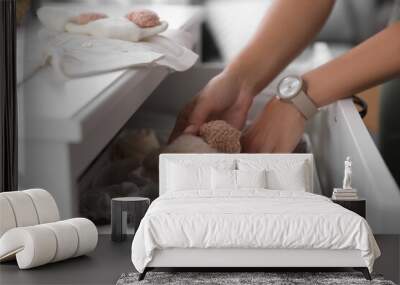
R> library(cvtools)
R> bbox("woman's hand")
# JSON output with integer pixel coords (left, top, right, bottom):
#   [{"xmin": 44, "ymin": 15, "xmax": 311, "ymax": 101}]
[
  {"xmin": 241, "ymin": 97, "xmax": 306, "ymax": 153},
  {"xmin": 168, "ymin": 70, "xmax": 255, "ymax": 143}
]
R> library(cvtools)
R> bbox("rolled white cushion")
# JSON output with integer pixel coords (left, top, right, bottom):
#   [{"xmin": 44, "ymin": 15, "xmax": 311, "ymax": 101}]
[
  {"xmin": 64, "ymin": 218, "xmax": 98, "ymax": 257},
  {"xmin": 0, "ymin": 196, "xmax": 17, "ymax": 237},
  {"xmin": 0, "ymin": 218, "xmax": 98, "ymax": 269},
  {"xmin": 0, "ymin": 226, "xmax": 57, "ymax": 269},
  {"xmin": 1, "ymin": 192, "xmax": 39, "ymax": 227},
  {"xmin": 42, "ymin": 221, "xmax": 78, "ymax": 262},
  {"xmin": 23, "ymin": 189, "xmax": 59, "ymax": 224}
]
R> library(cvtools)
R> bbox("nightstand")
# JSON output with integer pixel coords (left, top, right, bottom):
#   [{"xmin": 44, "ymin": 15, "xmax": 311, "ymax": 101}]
[
  {"xmin": 332, "ymin": 198, "xmax": 366, "ymax": 218},
  {"xmin": 111, "ymin": 197, "xmax": 150, "ymax": 242}
]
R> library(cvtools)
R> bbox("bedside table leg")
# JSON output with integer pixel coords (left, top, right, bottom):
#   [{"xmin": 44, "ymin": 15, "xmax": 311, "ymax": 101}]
[{"xmin": 354, "ymin": 267, "xmax": 372, "ymax": 280}]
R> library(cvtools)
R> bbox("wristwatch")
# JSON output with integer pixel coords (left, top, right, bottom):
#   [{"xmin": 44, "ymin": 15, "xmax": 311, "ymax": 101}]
[{"xmin": 276, "ymin": 75, "xmax": 318, "ymax": 120}]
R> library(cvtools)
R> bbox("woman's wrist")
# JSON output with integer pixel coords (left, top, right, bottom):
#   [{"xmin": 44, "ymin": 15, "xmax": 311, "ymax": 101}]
[
  {"xmin": 224, "ymin": 61, "xmax": 259, "ymax": 98},
  {"xmin": 302, "ymin": 71, "xmax": 334, "ymax": 108}
]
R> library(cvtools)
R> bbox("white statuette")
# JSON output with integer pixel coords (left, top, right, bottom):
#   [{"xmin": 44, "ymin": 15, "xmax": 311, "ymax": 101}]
[{"xmin": 342, "ymin": 156, "xmax": 352, "ymax": 190}]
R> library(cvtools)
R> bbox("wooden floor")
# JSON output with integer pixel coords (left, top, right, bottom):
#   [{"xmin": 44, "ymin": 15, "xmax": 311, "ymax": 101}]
[{"xmin": 0, "ymin": 235, "xmax": 133, "ymax": 285}]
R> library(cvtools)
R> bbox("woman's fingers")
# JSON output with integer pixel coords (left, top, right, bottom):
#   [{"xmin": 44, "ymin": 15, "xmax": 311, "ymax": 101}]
[
  {"xmin": 168, "ymin": 70, "xmax": 253, "ymax": 143},
  {"xmin": 184, "ymin": 96, "xmax": 214, "ymax": 132},
  {"xmin": 168, "ymin": 97, "xmax": 206, "ymax": 143}
]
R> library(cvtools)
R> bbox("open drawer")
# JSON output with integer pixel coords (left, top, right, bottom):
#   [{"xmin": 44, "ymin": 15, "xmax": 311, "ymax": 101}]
[{"xmin": 136, "ymin": 45, "xmax": 399, "ymax": 234}]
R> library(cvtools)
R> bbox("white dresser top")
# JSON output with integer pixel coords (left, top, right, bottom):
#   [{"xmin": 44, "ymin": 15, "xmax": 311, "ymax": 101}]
[{"xmin": 19, "ymin": 4, "xmax": 203, "ymax": 142}]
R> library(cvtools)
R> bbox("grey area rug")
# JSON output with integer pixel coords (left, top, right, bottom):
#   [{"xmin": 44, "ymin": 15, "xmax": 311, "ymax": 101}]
[{"xmin": 116, "ymin": 272, "xmax": 396, "ymax": 285}]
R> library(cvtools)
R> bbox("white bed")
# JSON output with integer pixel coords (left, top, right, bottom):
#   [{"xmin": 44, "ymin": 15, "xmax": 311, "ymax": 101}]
[{"xmin": 131, "ymin": 154, "xmax": 380, "ymax": 280}]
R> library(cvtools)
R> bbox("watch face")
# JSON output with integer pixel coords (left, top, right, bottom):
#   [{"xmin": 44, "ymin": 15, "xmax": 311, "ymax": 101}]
[{"xmin": 278, "ymin": 76, "xmax": 302, "ymax": 99}]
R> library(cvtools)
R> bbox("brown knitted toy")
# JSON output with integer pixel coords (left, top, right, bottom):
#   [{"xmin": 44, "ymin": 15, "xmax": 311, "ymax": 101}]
[
  {"xmin": 199, "ymin": 120, "xmax": 241, "ymax": 153},
  {"xmin": 126, "ymin": 9, "xmax": 161, "ymax": 28},
  {"xmin": 141, "ymin": 120, "xmax": 241, "ymax": 181}
]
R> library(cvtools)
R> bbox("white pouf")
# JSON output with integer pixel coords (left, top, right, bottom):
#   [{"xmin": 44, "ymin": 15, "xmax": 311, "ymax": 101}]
[
  {"xmin": 0, "ymin": 218, "xmax": 97, "ymax": 269},
  {"xmin": 0, "ymin": 189, "xmax": 98, "ymax": 269}
]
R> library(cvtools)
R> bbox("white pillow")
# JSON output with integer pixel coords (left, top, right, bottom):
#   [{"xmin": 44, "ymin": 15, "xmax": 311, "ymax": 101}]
[
  {"xmin": 211, "ymin": 169, "xmax": 267, "ymax": 190},
  {"xmin": 211, "ymin": 168, "xmax": 236, "ymax": 190},
  {"xmin": 266, "ymin": 164, "xmax": 307, "ymax": 191},
  {"xmin": 167, "ymin": 162, "xmax": 211, "ymax": 191},
  {"xmin": 236, "ymin": 169, "xmax": 267, "ymax": 189},
  {"xmin": 237, "ymin": 159, "xmax": 310, "ymax": 192},
  {"xmin": 166, "ymin": 159, "xmax": 236, "ymax": 192}
]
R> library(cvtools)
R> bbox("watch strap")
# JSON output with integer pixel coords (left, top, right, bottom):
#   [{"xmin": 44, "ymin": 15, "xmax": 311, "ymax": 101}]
[{"xmin": 291, "ymin": 90, "xmax": 318, "ymax": 120}]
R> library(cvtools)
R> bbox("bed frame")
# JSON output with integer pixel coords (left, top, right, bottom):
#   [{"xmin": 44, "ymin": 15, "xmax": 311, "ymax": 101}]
[
  {"xmin": 140, "ymin": 248, "xmax": 370, "ymax": 280},
  {"xmin": 139, "ymin": 154, "xmax": 372, "ymax": 281}
]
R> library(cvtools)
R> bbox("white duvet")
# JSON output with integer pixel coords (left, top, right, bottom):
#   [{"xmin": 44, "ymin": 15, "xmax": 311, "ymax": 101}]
[{"xmin": 131, "ymin": 190, "xmax": 380, "ymax": 273}]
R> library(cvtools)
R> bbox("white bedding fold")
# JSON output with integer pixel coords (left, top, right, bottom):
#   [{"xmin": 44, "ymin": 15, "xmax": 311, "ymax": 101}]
[{"xmin": 131, "ymin": 190, "xmax": 380, "ymax": 273}]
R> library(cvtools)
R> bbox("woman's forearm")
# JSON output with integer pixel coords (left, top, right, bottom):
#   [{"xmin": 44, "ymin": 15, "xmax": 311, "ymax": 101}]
[
  {"xmin": 304, "ymin": 22, "xmax": 400, "ymax": 107},
  {"xmin": 227, "ymin": 0, "xmax": 335, "ymax": 95}
]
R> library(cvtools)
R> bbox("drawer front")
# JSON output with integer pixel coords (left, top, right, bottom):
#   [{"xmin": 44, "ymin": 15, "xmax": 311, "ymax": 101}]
[{"xmin": 308, "ymin": 99, "xmax": 400, "ymax": 234}]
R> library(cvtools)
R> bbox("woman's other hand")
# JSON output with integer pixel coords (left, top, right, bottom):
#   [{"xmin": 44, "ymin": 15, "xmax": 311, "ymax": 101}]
[
  {"xmin": 241, "ymin": 97, "xmax": 306, "ymax": 153},
  {"xmin": 168, "ymin": 69, "xmax": 255, "ymax": 143}
]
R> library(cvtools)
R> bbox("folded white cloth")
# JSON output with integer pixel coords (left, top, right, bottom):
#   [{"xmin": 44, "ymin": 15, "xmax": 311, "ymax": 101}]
[
  {"xmin": 0, "ymin": 218, "xmax": 98, "ymax": 269},
  {"xmin": 65, "ymin": 18, "xmax": 168, "ymax": 43},
  {"xmin": 37, "ymin": 7, "xmax": 168, "ymax": 42},
  {"xmin": 43, "ymin": 30, "xmax": 198, "ymax": 78},
  {"xmin": 34, "ymin": 6, "xmax": 198, "ymax": 78},
  {"xmin": 45, "ymin": 33, "xmax": 163, "ymax": 78}
]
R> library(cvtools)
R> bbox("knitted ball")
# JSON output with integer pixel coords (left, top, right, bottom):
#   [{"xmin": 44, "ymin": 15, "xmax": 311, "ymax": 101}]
[
  {"xmin": 126, "ymin": 9, "xmax": 161, "ymax": 28},
  {"xmin": 199, "ymin": 120, "xmax": 241, "ymax": 153},
  {"xmin": 70, "ymin": 12, "xmax": 107, "ymax": 25}
]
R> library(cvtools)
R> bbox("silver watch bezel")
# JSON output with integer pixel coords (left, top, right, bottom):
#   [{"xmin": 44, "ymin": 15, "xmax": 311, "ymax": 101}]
[{"xmin": 277, "ymin": 75, "xmax": 304, "ymax": 101}]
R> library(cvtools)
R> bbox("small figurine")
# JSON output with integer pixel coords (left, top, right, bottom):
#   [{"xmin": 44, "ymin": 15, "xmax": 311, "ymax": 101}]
[{"xmin": 342, "ymin": 156, "xmax": 352, "ymax": 190}]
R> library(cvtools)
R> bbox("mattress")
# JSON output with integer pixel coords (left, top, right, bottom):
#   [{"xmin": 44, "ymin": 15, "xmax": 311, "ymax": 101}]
[{"xmin": 131, "ymin": 190, "xmax": 380, "ymax": 273}]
